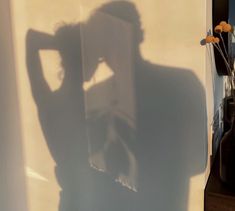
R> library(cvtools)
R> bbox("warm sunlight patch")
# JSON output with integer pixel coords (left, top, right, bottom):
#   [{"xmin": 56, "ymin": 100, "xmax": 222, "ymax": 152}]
[
  {"xmin": 26, "ymin": 166, "xmax": 49, "ymax": 182},
  {"xmin": 187, "ymin": 173, "xmax": 205, "ymax": 211},
  {"xmin": 83, "ymin": 61, "xmax": 114, "ymax": 91},
  {"xmin": 39, "ymin": 50, "xmax": 63, "ymax": 91}
]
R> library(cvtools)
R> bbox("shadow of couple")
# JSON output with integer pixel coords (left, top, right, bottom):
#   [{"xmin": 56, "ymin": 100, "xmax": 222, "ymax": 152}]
[{"xmin": 26, "ymin": 1, "xmax": 207, "ymax": 211}]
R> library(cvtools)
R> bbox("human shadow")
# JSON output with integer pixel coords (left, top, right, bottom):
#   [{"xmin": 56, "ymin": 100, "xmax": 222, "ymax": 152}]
[{"xmin": 26, "ymin": 1, "xmax": 207, "ymax": 211}]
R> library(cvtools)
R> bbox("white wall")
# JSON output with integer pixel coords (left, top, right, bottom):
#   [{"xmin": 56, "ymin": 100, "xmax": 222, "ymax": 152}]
[{"xmin": 7, "ymin": 0, "xmax": 214, "ymax": 210}]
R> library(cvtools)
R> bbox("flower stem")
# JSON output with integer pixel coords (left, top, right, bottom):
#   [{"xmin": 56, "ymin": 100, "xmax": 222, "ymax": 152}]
[
  {"xmin": 219, "ymin": 33, "xmax": 229, "ymax": 59},
  {"xmin": 231, "ymin": 32, "xmax": 235, "ymax": 40},
  {"xmin": 213, "ymin": 42, "xmax": 235, "ymax": 102}
]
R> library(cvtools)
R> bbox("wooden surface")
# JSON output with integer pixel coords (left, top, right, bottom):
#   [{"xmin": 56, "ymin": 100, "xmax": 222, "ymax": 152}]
[{"xmin": 204, "ymin": 151, "xmax": 235, "ymax": 211}]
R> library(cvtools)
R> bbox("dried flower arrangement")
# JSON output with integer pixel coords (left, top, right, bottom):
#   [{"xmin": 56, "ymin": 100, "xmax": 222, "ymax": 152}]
[{"xmin": 205, "ymin": 21, "xmax": 235, "ymax": 100}]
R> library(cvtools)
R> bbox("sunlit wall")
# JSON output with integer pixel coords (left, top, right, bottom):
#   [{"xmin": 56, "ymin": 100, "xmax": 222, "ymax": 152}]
[{"xmin": 8, "ymin": 0, "xmax": 214, "ymax": 211}]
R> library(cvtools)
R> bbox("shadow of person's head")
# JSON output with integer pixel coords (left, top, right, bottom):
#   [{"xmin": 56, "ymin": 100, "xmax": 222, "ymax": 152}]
[
  {"xmin": 89, "ymin": 1, "xmax": 144, "ymax": 44},
  {"xmin": 86, "ymin": 1, "xmax": 144, "ymax": 69},
  {"xmin": 53, "ymin": 23, "xmax": 84, "ymax": 82}
]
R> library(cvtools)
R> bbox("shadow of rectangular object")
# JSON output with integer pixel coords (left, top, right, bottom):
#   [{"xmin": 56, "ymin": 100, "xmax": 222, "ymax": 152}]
[{"xmin": 205, "ymin": 150, "xmax": 235, "ymax": 210}]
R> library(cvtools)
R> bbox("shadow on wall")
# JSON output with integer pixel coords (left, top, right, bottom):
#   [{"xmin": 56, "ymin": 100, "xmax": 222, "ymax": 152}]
[{"xmin": 26, "ymin": 1, "xmax": 207, "ymax": 211}]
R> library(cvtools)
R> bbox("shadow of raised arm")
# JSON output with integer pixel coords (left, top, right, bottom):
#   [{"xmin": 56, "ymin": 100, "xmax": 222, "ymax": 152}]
[{"xmin": 26, "ymin": 29, "xmax": 57, "ymax": 102}]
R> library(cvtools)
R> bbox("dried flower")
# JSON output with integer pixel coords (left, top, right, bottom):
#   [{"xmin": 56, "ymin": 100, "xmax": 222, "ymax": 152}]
[
  {"xmin": 213, "ymin": 37, "xmax": 220, "ymax": 43},
  {"xmin": 223, "ymin": 24, "xmax": 232, "ymax": 32},
  {"xmin": 203, "ymin": 22, "xmax": 235, "ymax": 104},
  {"xmin": 205, "ymin": 35, "xmax": 215, "ymax": 43},
  {"xmin": 214, "ymin": 25, "xmax": 223, "ymax": 33},
  {"xmin": 219, "ymin": 21, "xmax": 227, "ymax": 27}
]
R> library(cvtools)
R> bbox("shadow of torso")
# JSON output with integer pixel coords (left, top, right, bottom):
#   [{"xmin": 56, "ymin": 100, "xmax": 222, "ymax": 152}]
[
  {"xmin": 133, "ymin": 61, "xmax": 206, "ymax": 211},
  {"xmin": 36, "ymin": 67, "xmax": 94, "ymax": 210},
  {"xmin": 83, "ymin": 60, "xmax": 206, "ymax": 211}
]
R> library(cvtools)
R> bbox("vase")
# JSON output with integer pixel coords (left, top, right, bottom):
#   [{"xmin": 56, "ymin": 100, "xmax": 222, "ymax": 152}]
[
  {"xmin": 220, "ymin": 116, "xmax": 235, "ymax": 187},
  {"xmin": 223, "ymin": 96, "xmax": 235, "ymax": 134}
]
